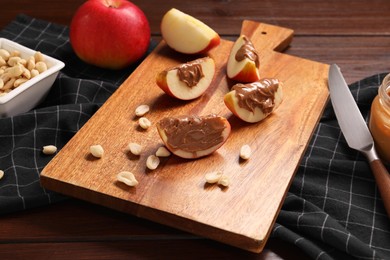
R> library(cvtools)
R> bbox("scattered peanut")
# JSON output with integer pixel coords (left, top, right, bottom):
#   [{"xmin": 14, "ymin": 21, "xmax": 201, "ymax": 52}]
[
  {"xmin": 0, "ymin": 48, "xmax": 49, "ymax": 96},
  {"xmin": 239, "ymin": 144, "xmax": 252, "ymax": 160},
  {"xmin": 90, "ymin": 144, "xmax": 104, "ymax": 158},
  {"xmin": 128, "ymin": 142, "xmax": 142, "ymax": 155},
  {"xmin": 205, "ymin": 171, "xmax": 230, "ymax": 187},
  {"xmin": 139, "ymin": 117, "xmax": 151, "ymax": 130},
  {"xmin": 217, "ymin": 175, "xmax": 230, "ymax": 187},
  {"xmin": 42, "ymin": 145, "xmax": 57, "ymax": 155},
  {"xmin": 117, "ymin": 171, "xmax": 139, "ymax": 187},
  {"xmin": 205, "ymin": 171, "xmax": 223, "ymax": 184},
  {"xmin": 135, "ymin": 104, "xmax": 150, "ymax": 117},
  {"xmin": 155, "ymin": 146, "xmax": 171, "ymax": 157},
  {"xmin": 0, "ymin": 170, "xmax": 4, "ymax": 180},
  {"xmin": 146, "ymin": 155, "xmax": 160, "ymax": 170}
]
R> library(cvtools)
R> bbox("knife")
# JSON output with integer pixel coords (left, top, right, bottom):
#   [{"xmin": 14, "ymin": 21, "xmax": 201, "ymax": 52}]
[{"xmin": 328, "ymin": 64, "xmax": 390, "ymax": 217}]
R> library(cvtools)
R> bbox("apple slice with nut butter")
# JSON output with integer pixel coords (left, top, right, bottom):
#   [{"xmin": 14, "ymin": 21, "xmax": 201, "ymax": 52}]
[
  {"xmin": 227, "ymin": 35, "xmax": 260, "ymax": 83},
  {"xmin": 224, "ymin": 78, "xmax": 283, "ymax": 123},
  {"xmin": 156, "ymin": 57, "xmax": 215, "ymax": 100},
  {"xmin": 156, "ymin": 114, "xmax": 231, "ymax": 159}
]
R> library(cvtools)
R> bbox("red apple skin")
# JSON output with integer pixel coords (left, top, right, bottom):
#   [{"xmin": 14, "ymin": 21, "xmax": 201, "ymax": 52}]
[
  {"xmin": 163, "ymin": 32, "xmax": 220, "ymax": 55},
  {"xmin": 224, "ymin": 92, "xmax": 241, "ymax": 119},
  {"xmin": 70, "ymin": 0, "xmax": 150, "ymax": 70},
  {"xmin": 155, "ymin": 71, "xmax": 175, "ymax": 97},
  {"xmin": 229, "ymin": 62, "xmax": 260, "ymax": 83},
  {"xmin": 194, "ymin": 36, "xmax": 221, "ymax": 55}
]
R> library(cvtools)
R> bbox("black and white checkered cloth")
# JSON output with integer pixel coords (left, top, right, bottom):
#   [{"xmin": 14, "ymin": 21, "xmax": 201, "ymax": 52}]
[
  {"xmin": 273, "ymin": 75, "xmax": 390, "ymax": 259},
  {"xmin": 0, "ymin": 15, "xmax": 389, "ymax": 260}
]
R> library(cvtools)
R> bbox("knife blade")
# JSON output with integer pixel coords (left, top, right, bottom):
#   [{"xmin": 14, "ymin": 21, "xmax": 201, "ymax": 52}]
[{"xmin": 328, "ymin": 64, "xmax": 390, "ymax": 217}]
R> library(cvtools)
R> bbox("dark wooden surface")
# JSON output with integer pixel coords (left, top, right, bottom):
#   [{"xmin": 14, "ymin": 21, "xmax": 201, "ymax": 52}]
[{"xmin": 1, "ymin": 1, "xmax": 390, "ymax": 259}]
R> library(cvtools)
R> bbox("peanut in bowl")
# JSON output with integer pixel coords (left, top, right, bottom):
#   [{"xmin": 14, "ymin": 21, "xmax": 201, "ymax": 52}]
[{"xmin": 0, "ymin": 38, "xmax": 65, "ymax": 118}]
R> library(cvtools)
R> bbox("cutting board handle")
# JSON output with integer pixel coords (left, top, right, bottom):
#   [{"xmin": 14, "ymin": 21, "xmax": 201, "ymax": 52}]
[{"xmin": 240, "ymin": 20, "xmax": 294, "ymax": 53}]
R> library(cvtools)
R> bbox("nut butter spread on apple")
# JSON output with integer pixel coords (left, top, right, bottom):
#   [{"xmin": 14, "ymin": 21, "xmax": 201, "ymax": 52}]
[
  {"xmin": 233, "ymin": 78, "xmax": 280, "ymax": 115},
  {"xmin": 175, "ymin": 58, "xmax": 206, "ymax": 87},
  {"xmin": 157, "ymin": 114, "xmax": 227, "ymax": 153},
  {"xmin": 235, "ymin": 36, "xmax": 259, "ymax": 67}
]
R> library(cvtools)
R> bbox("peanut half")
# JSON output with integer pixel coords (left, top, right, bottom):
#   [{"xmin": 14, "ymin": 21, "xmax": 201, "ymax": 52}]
[
  {"xmin": 146, "ymin": 155, "xmax": 160, "ymax": 170},
  {"xmin": 205, "ymin": 171, "xmax": 230, "ymax": 187},
  {"xmin": 90, "ymin": 144, "xmax": 104, "ymax": 158},
  {"xmin": 128, "ymin": 142, "xmax": 142, "ymax": 156},
  {"xmin": 217, "ymin": 175, "xmax": 230, "ymax": 187},
  {"xmin": 117, "ymin": 171, "xmax": 139, "ymax": 187},
  {"xmin": 239, "ymin": 144, "xmax": 252, "ymax": 160},
  {"xmin": 135, "ymin": 104, "xmax": 150, "ymax": 117},
  {"xmin": 42, "ymin": 145, "xmax": 57, "ymax": 155},
  {"xmin": 155, "ymin": 146, "xmax": 171, "ymax": 157},
  {"xmin": 205, "ymin": 171, "xmax": 223, "ymax": 184},
  {"xmin": 138, "ymin": 117, "xmax": 152, "ymax": 130}
]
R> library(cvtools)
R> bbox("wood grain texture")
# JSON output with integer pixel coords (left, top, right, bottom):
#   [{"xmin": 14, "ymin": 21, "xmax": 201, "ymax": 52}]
[
  {"xmin": 40, "ymin": 21, "xmax": 329, "ymax": 253},
  {"xmin": 2, "ymin": 1, "xmax": 388, "ymax": 259}
]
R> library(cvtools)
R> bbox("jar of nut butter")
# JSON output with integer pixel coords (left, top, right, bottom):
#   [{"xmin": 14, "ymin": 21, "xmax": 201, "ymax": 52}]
[{"xmin": 369, "ymin": 73, "xmax": 390, "ymax": 162}]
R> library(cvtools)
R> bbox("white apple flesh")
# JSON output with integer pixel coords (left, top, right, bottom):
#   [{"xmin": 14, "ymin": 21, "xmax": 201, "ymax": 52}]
[
  {"xmin": 160, "ymin": 8, "xmax": 220, "ymax": 54},
  {"xmin": 156, "ymin": 57, "xmax": 215, "ymax": 100},
  {"xmin": 227, "ymin": 35, "xmax": 260, "ymax": 82}
]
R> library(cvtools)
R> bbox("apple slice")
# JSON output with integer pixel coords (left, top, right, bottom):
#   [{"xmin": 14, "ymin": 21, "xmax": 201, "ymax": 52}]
[
  {"xmin": 156, "ymin": 114, "xmax": 231, "ymax": 159},
  {"xmin": 224, "ymin": 78, "xmax": 283, "ymax": 123},
  {"xmin": 160, "ymin": 8, "xmax": 220, "ymax": 54},
  {"xmin": 156, "ymin": 57, "xmax": 215, "ymax": 100},
  {"xmin": 227, "ymin": 35, "xmax": 260, "ymax": 83}
]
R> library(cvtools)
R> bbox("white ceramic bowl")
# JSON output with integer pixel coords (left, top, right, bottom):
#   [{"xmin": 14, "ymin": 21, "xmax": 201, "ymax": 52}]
[{"xmin": 0, "ymin": 38, "xmax": 65, "ymax": 117}]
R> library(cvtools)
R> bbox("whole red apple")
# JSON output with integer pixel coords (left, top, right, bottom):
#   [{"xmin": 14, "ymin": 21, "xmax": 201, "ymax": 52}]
[{"xmin": 70, "ymin": 0, "xmax": 150, "ymax": 70}]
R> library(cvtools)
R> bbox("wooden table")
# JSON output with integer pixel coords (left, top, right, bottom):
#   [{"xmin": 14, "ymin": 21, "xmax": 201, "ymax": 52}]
[{"xmin": 1, "ymin": 1, "xmax": 389, "ymax": 259}]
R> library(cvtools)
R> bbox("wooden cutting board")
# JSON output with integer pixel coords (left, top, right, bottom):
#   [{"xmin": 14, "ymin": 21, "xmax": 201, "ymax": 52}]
[{"xmin": 40, "ymin": 20, "xmax": 329, "ymax": 253}]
